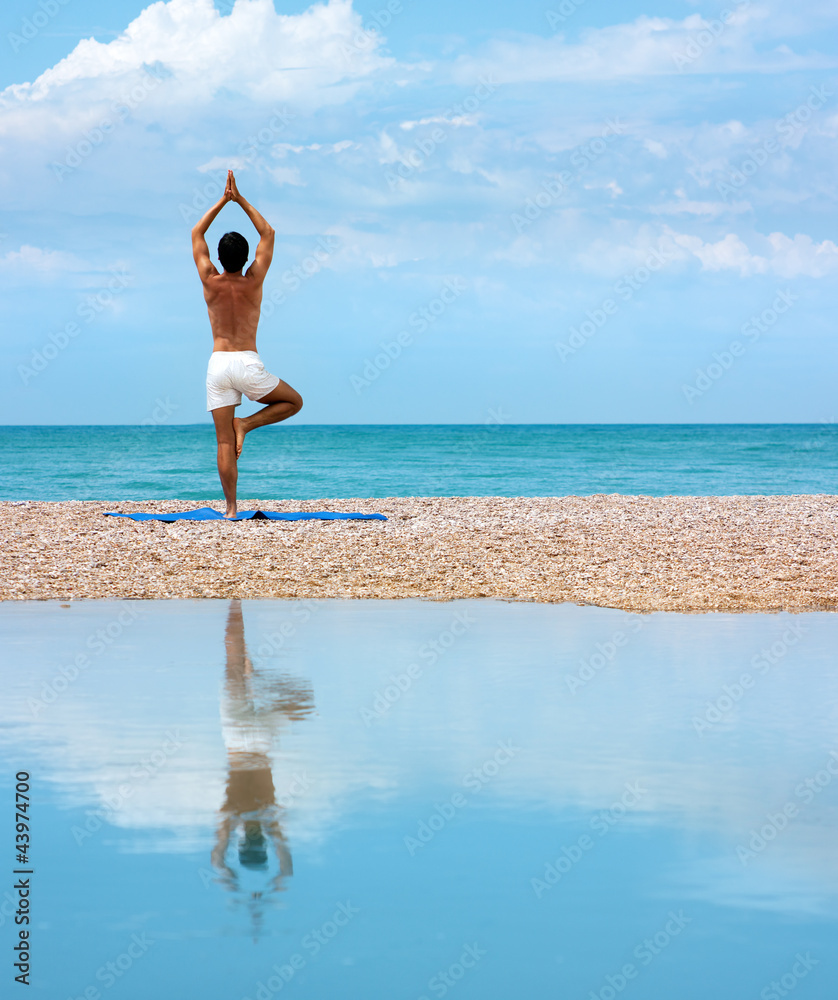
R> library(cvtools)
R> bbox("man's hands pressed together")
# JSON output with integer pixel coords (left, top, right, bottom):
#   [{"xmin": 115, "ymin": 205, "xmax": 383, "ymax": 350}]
[{"xmin": 224, "ymin": 169, "xmax": 240, "ymax": 204}]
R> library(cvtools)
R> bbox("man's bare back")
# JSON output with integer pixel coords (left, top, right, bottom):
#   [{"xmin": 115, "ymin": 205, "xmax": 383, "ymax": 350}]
[
  {"xmin": 202, "ymin": 271, "xmax": 263, "ymax": 353},
  {"xmin": 191, "ymin": 170, "xmax": 303, "ymax": 518}
]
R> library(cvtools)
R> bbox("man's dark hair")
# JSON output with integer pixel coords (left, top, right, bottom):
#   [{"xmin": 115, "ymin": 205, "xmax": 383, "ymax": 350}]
[
  {"xmin": 218, "ymin": 231, "xmax": 249, "ymax": 273},
  {"xmin": 238, "ymin": 821, "xmax": 268, "ymax": 870}
]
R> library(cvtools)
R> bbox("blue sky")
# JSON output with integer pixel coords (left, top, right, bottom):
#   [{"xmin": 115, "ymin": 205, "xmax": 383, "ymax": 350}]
[{"xmin": 1, "ymin": 0, "xmax": 836, "ymax": 425}]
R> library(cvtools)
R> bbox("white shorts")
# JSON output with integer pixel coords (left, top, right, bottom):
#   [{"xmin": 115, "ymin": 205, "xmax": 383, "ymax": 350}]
[{"xmin": 206, "ymin": 351, "xmax": 280, "ymax": 411}]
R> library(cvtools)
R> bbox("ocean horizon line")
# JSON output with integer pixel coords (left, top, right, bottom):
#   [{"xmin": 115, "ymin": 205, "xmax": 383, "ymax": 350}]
[{"xmin": 2, "ymin": 421, "xmax": 837, "ymax": 430}]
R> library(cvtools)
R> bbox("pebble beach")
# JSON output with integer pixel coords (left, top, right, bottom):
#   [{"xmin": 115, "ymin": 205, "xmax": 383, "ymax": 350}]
[{"xmin": 2, "ymin": 495, "xmax": 836, "ymax": 611}]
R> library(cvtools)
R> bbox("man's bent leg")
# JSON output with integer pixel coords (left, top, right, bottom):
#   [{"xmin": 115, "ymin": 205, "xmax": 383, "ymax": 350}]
[
  {"xmin": 234, "ymin": 380, "xmax": 303, "ymax": 458},
  {"xmin": 212, "ymin": 405, "xmax": 239, "ymax": 518}
]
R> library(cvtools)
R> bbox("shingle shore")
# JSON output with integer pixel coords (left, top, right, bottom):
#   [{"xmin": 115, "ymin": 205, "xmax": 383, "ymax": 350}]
[{"xmin": 1, "ymin": 496, "xmax": 836, "ymax": 611}]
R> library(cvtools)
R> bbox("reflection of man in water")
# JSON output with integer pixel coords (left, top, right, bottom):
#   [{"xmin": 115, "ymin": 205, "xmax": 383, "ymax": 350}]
[{"xmin": 211, "ymin": 600, "xmax": 313, "ymax": 913}]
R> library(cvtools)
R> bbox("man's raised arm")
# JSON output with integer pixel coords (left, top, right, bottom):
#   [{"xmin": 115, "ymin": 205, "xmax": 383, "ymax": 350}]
[
  {"xmin": 229, "ymin": 172, "xmax": 274, "ymax": 282},
  {"xmin": 191, "ymin": 172, "xmax": 234, "ymax": 280}
]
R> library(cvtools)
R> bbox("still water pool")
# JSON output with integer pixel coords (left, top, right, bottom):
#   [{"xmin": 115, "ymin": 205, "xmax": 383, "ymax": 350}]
[{"xmin": 1, "ymin": 600, "xmax": 836, "ymax": 998}]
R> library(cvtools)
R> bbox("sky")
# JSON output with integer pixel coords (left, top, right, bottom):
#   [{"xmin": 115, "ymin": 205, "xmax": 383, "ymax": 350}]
[{"xmin": 0, "ymin": 0, "xmax": 836, "ymax": 425}]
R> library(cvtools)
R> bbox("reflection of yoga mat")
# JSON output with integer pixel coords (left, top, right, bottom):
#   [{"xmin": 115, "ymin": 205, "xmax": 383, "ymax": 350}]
[{"xmin": 105, "ymin": 507, "xmax": 387, "ymax": 523}]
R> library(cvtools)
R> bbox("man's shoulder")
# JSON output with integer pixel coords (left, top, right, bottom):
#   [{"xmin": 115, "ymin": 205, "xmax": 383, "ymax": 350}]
[
  {"xmin": 240, "ymin": 269, "xmax": 268, "ymax": 293},
  {"xmin": 200, "ymin": 265, "xmax": 221, "ymax": 285}
]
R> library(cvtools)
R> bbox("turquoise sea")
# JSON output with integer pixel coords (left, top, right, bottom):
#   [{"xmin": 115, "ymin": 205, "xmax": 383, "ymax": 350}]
[{"xmin": 2, "ymin": 424, "xmax": 837, "ymax": 500}]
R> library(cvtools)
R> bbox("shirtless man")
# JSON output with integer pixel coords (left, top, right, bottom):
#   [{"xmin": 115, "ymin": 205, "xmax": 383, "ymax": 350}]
[{"xmin": 192, "ymin": 170, "xmax": 303, "ymax": 518}]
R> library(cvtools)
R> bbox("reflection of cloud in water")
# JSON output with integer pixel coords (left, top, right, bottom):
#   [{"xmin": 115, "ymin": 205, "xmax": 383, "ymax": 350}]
[
  {"xmin": 666, "ymin": 851, "xmax": 838, "ymax": 919},
  {"xmin": 3, "ymin": 601, "xmax": 838, "ymax": 910}
]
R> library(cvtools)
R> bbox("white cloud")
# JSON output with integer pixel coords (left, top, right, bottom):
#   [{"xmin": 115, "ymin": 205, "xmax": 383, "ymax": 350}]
[
  {"xmin": 765, "ymin": 232, "xmax": 838, "ymax": 278},
  {"xmin": 452, "ymin": 8, "xmax": 836, "ymax": 85},
  {"xmin": 569, "ymin": 224, "xmax": 838, "ymax": 281},
  {"xmin": 197, "ymin": 155, "xmax": 249, "ymax": 172},
  {"xmin": 0, "ymin": 245, "xmax": 87, "ymax": 273},
  {"xmin": 674, "ymin": 232, "xmax": 763, "ymax": 275},
  {"xmin": 267, "ymin": 165, "xmax": 305, "ymax": 186},
  {"xmin": 581, "ymin": 180, "xmax": 622, "ymax": 198},
  {"xmin": 272, "ymin": 140, "xmax": 358, "ymax": 157},
  {"xmin": 369, "ymin": 252, "xmax": 398, "ymax": 268},
  {"xmin": 3, "ymin": 0, "xmax": 390, "ymax": 108},
  {"xmin": 0, "ymin": 245, "xmax": 133, "ymax": 292},
  {"xmin": 644, "ymin": 139, "xmax": 668, "ymax": 159},
  {"xmin": 0, "ymin": 0, "xmax": 395, "ymax": 215},
  {"xmin": 325, "ymin": 223, "xmax": 425, "ymax": 270},
  {"xmin": 493, "ymin": 235, "xmax": 545, "ymax": 268},
  {"xmin": 0, "ymin": 245, "xmax": 119, "ymax": 287},
  {"xmin": 400, "ymin": 114, "xmax": 475, "ymax": 131},
  {"xmin": 652, "ymin": 197, "xmax": 751, "ymax": 218},
  {"xmin": 672, "ymin": 229, "xmax": 838, "ymax": 277},
  {"xmin": 574, "ymin": 226, "xmax": 684, "ymax": 277}
]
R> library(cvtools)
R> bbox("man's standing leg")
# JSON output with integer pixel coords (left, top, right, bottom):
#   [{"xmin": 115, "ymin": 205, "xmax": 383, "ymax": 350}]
[{"xmin": 212, "ymin": 405, "xmax": 239, "ymax": 518}]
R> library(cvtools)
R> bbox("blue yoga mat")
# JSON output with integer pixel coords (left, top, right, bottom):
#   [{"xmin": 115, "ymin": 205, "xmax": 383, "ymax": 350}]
[{"xmin": 105, "ymin": 507, "xmax": 387, "ymax": 523}]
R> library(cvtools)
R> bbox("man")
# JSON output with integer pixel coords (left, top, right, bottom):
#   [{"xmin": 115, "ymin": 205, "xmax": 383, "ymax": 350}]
[
  {"xmin": 192, "ymin": 170, "xmax": 303, "ymax": 518},
  {"xmin": 211, "ymin": 600, "xmax": 312, "ymax": 933}
]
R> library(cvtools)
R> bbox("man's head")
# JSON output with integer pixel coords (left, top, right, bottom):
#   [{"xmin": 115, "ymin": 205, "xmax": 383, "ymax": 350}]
[
  {"xmin": 238, "ymin": 821, "xmax": 268, "ymax": 870},
  {"xmin": 218, "ymin": 231, "xmax": 249, "ymax": 273}
]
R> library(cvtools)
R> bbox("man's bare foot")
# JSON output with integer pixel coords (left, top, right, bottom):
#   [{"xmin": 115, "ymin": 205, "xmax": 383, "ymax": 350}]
[
  {"xmin": 224, "ymin": 508, "xmax": 238, "ymax": 519},
  {"xmin": 233, "ymin": 417, "xmax": 247, "ymax": 459}
]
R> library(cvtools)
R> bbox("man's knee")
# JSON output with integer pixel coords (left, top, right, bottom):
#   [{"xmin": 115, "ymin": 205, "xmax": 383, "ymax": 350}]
[{"xmin": 293, "ymin": 395, "xmax": 303, "ymax": 414}]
